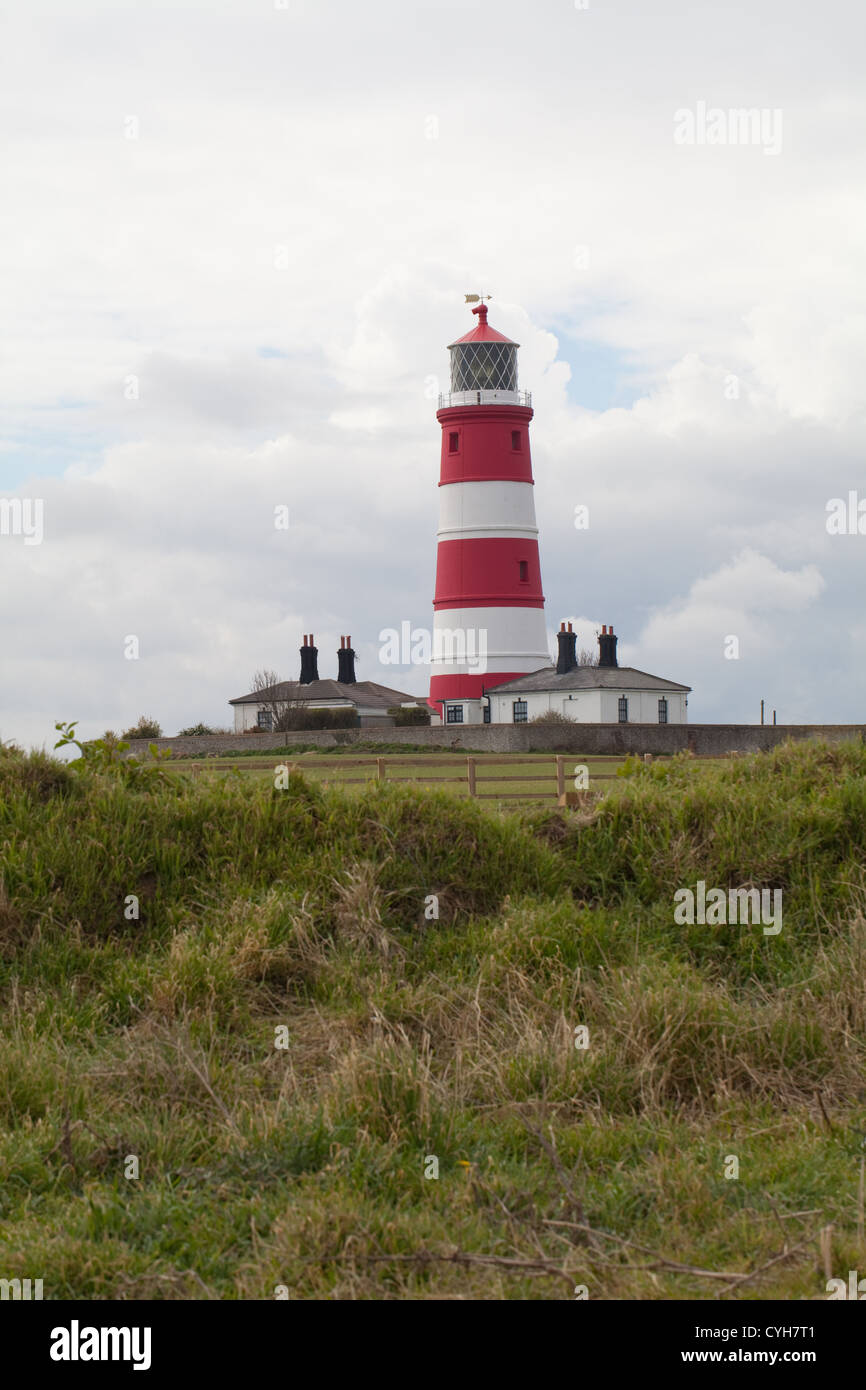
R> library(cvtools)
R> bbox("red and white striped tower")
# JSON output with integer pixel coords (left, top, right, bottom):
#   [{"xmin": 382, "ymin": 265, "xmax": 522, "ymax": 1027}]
[{"xmin": 429, "ymin": 302, "xmax": 549, "ymax": 722}]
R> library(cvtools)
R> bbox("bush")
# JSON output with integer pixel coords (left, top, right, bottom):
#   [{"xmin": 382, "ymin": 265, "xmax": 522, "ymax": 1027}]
[
  {"xmin": 274, "ymin": 707, "xmax": 358, "ymax": 732},
  {"xmin": 0, "ymin": 742, "xmax": 72, "ymax": 801},
  {"xmin": 121, "ymin": 716, "xmax": 163, "ymax": 740},
  {"xmin": 177, "ymin": 723, "xmax": 218, "ymax": 736},
  {"xmin": 387, "ymin": 705, "xmax": 431, "ymax": 726},
  {"xmin": 528, "ymin": 710, "xmax": 574, "ymax": 726}
]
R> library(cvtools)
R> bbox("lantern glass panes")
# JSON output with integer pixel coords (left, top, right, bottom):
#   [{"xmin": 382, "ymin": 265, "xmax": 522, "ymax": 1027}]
[{"xmin": 450, "ymin": 342, "xmax": 517, "ymax": 393}]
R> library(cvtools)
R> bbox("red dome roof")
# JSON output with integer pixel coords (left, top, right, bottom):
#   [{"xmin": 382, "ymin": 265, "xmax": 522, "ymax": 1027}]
[{"xmin": 448, "ymin": 302, "xmax": 518, "ymax": 348}]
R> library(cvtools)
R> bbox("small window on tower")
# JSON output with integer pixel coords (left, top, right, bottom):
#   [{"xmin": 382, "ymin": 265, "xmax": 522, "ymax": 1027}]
[
  {"xmin": 449, "ymin": 431, "xmax": 459, "ymax": 453},
  {"xmin": 511, "ymin": 430, "xmax": 521, "ymax": 450},
  {"xmin": 518, "ymin": 560, "xmax": 529, "ymax": 583}
]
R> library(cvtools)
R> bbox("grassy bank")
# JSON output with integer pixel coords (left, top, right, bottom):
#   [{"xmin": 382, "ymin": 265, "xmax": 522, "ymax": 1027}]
[{"xmin": 0, "ymin": 737, "xmax": 865, "ymax": 1299}]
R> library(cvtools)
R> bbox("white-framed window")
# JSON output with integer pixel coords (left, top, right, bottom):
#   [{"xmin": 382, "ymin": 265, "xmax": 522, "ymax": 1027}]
[
  {"xmin": 446, "ymin": 704, "xmax": 464, "ymax": 724},
  {"xmin": 618, "ymin": 696, "xmax": 628, "ymax": 723},
  {"xmin": 513, "ymin": 700, "xmax": 528, "ymax": 724},
  {"xmin": 257, "ymin": 709, "xmax": 273, "ymax": 730},
  {"xmin": 658, "ymin": 697, "xmax": 668, "ymax": 724}
]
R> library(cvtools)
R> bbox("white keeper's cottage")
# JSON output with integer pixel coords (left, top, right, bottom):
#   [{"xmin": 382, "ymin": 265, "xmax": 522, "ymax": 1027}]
[
  {"xmin": 441, "ymin": 624, "xmax": 690, "ymax": 726},
  {"xmin": 230, "ymin": 635, "xmax": 422, "ymax": 731}
]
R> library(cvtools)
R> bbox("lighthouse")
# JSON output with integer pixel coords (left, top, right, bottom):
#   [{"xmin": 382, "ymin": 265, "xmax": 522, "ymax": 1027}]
[{"xmin": 429, "ymin": 302, "xmax": 550, "ymax": 724}]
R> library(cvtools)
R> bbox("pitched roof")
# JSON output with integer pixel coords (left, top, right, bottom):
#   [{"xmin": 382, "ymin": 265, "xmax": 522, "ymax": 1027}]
[
  {"xmin": 229, "ymin": 679, "xmax": 421, "ymax": 709},
  {"xmin": 486, "ymin": 665, "xmax": 691, "ymax": 694}
]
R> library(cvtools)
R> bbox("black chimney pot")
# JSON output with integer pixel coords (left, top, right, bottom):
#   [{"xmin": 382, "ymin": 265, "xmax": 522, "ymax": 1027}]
[
  {"xmin": 556, "ymin": 622, "xmax": 578, "ymax": 674},
  {"xmin": 299, "ymin": 634, "xmax": 319, "ymax": 684},
  {"xmin": 337, "ymin": 635, "xmax": 357, "ymax": 684},
  {"xmin": 598, "ymin": 625, "xmax": 618, "ymax": 668}
]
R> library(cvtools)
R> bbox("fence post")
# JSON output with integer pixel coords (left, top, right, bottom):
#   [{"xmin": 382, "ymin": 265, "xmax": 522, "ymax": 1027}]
[
  {"xmin": 556, "ymin": 756, "xmax": 565, "ymax": 798},
  {"xmin": 376, "ymin": 758, "xmax": 385, "ymax": 782},
  {"xmin": 467, "ymin": 756, "xmax": 476, "ymax": 798}
]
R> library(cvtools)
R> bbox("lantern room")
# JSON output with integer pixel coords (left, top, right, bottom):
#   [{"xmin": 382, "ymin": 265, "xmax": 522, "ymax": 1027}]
[{"xmin": 442, "ymin": 303, "xmax": 526, "ymax": 406}]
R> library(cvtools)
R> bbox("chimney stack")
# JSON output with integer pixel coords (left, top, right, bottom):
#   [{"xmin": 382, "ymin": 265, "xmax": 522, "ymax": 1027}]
[
  {"xmin": 598, "ymin": 624, "xmax": 618, "ymax": 668},
  {"xmin": 337, "ymin": 635, "xmax": 357, "ymax": 684},
  {"xmin": 299, "ymin": 633, "xmax": 319, "ymax": 684},
  {"xmin": 556, "ymin": 621, "xmax": 578, "ymax": 674}
]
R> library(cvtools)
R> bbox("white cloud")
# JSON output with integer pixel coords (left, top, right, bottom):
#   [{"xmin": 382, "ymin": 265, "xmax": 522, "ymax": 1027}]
[{"xmin": 1, "ymin": 0, "xmax": 865, "ymax": 745}]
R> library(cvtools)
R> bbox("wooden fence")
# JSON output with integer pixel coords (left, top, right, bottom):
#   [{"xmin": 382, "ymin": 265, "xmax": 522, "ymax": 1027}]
[
  {"xmin": 184, "ymin": 756, "xmax": 739, "ymax": 800},
  {"xmin": 351, "ymin": 755, "xmax": 624, "ymax": 801},
  {"xmin": 192, "ymin": 754, "xmax": 633, "ymax": 802},
  {"xmin": 182, "ymin": 751, "xmax": 729, "ymax": 801}
]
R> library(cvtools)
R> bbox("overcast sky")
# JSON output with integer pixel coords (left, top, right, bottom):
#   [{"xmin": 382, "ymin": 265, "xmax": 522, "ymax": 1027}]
[{"xmin": 1, "ymin": 0, "xmax": 864, "ymax": 747}]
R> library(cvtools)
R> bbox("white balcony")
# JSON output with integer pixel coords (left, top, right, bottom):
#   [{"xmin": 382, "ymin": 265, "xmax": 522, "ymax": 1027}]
[{"xmin": 437, "ymin": 389, "xmax": 532, "ymax": 409}]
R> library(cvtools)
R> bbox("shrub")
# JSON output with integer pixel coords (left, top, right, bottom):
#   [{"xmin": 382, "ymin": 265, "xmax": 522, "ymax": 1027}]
[
  {"xmin": 0, "ymin": 742, "xmax": 73, "ymax": 801},
  {"xmin": 52, "ymin": 720, "xmax": 172, "ymax": 782},
  {"xmin": 177, "ymin": 723, "xmax": 218, "ymax": 736},
  {"xmin": 387, "ymin": 705, "xmax": 431, "ymax": 726},
  {"xmin": 274, "ymin": 707, "xmax": 357, "ymax": 732},
  {"xmin": 528, "ymin": 710, "xmax": 574, "ymax": 726},
  {"xmin": 121, "ymin": 716, "xmax": 163, "ymax": 740}
]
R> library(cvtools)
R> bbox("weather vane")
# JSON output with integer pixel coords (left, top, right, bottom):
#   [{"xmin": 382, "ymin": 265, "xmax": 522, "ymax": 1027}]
[{"xmin": 464, "ymin": 293, "xmax": 492, "ymax": 304}]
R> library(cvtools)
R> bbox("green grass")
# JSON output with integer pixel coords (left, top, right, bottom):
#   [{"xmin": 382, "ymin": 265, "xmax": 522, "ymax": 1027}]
[
  {"xmin": 1, "ymin": 737, "xmax": 865, "ymax": 1299},
  {"xmin": 198, "ymin": 739, "xmax": 463, "ymax": 758}
]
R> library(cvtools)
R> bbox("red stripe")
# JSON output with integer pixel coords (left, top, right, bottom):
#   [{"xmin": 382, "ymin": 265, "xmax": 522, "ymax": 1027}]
[
  {"xmin": 429, "ymin": 671, "xmax": 531, "ymax": 704},
  {"xmin": 438, "ymin": 406, "xmax": 535, "ymax": 485},
  {"xmin": 434, "ymin": 537, "xmax": 544, "ymax": 610}
]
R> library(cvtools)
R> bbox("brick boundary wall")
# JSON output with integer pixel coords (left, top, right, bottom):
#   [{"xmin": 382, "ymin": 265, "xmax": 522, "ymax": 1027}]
[{"xmin": 125, "ymin": 724, "xmax": 866, "ymax": 760}]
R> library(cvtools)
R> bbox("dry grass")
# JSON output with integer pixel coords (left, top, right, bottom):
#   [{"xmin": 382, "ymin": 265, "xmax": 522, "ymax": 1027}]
[{"xmin": 1, "ymin": 738, "xmax": 865, "ymax": 1298}]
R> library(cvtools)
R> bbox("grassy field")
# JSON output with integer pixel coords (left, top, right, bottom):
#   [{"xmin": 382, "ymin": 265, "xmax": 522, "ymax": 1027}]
[
  {"xmin": 1, "ymin": 736, "xmax": 865, "ymax": 1300},
  {"xmin": 165, "ymin": 750, "xmax": 629, "ymax": 802}
]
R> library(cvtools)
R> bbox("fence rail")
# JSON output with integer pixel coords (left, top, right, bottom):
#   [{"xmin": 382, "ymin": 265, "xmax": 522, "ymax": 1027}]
[
  {"xmin": 180, "ymin": 752, "xmax": 705, "ymax": 801},
  {"xmin": 316, "ymin": 755, "xmax": 587, "ymax": 800}
]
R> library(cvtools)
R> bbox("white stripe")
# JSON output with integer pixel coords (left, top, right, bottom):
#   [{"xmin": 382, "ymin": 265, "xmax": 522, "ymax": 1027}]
[
  {"xmin": 437, "ymin": 480, "xmax": 538, "ymax": 536},
  {"xmin": 431, "ymin": 606, "xmax": 551, "ymax": 676}
]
